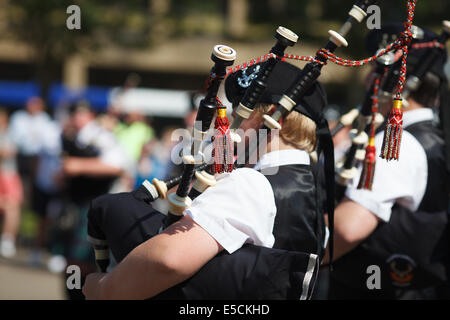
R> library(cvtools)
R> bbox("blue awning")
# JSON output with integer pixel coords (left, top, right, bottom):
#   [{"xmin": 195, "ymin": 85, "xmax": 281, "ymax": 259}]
[
  {"xmin": 0, "ymin": 81, "xmax": 40, "ymax": 107},
  {"xmin": 0, "ymin": 80, "xmax": 196, "ymax": 117},
  {"xmin": 0, "ymin": 80, "xmax": 111, "ymax": 111},
  {"xmin": 48, "ymin": 83, "xmax": 110, "ymax": 111}
]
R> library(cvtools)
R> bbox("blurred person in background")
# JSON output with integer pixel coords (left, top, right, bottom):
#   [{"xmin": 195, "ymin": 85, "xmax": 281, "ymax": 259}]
[
  {"xmin": 8, "ymin": 97, "xmax": 52, "ymax": 206},
  {"xmin": 162, "ymin": 96, "xmax": 200, "ymax": 180},
  {"xmin": 60, "ymin": 101, "xmax": 130, "ymax": 299},
  {"xmin": 29, "ymin": 117, "xmax": 65, "ymax": 271},
  {"xmin": 0, "ymin": 109, "xmax": 23, "ymax": 258},
  {"xmin": 113, "ymin": 110, "xmax": 154, "ymax": 191},
  {"xmin": 134, "ymin": 126, "xmax": 178, "ymax": 213},
  {"xmin": 114, "ymin": 111, "xmax": 154, "ymax": 163},
  {"xmin": 134, "ymin": 126, "xmax": 177, "ymax": 188},
  {"xmin": 97, "ymin": 106, "xmax": 120, "ymax": 133}
]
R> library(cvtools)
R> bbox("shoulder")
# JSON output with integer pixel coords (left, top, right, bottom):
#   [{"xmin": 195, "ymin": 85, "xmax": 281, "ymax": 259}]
[
  {"xmin": 82, "ymin": 122, "xmax": 118, "ymax": 145},
  {"xmin": 38, "ymin": 112, "xmax": 51, "ymax": 121},
  {"xmin": 204, "ymin": 167, "xmax": 275, "ymax": 203},
  {"xmin": 374, "ymin": 129, "xmax": 427, "ymax": 170},
  {"xmin": 230, "ymin": 167, "xmax": 268, "ymax": 179},
  {"xmin": 9, "ymin": 111, "xmax": 26, "ymax": 123},
  {"xmin": 346, "ymin": 130, "xmax": 428, "ymax": 221},
  {"xmin": 220, "ymin": 167, "xmax": 272, "ymax": 189}
]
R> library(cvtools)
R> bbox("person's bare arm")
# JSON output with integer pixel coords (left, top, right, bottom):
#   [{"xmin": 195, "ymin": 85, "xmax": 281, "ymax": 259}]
[
  {"xmin": 322, "ymin": 196, "xmax": 380, "ymax": 264},
  {"xmin": 83, "ymin": 215, "xmax": 222, "ymax": 300},
  {"xmin": 0, "ymin": 146, "xmax": 16, "ymax": 158},
  {"xmin": 63, "ymin": 157, "xmax": 123, "ymax": 177}
]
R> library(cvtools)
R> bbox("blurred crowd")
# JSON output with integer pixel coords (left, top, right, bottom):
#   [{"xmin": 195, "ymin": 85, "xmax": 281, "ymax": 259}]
[{"xmin": 0, "ymin": 95, "xmax": 191, "ymax": 298}]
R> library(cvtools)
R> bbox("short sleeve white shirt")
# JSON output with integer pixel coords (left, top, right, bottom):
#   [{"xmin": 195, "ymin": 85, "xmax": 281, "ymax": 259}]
[
  {"xmin": 345, "ymin": 108, "xmax": 432, "ymax": 222},
  {"xmin": 8, "ymin": 110, "xmax": 52, "ymax": 156},
  {"xmin": 184, "ymin": 149, "xmax": 311, "ymax": 253}
]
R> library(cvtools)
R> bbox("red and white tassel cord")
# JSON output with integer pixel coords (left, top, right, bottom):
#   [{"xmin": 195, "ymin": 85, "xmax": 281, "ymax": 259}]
[
  {"xmin": 358, "ymin": 138, "xmax": 377, "ymax": 190},
  {"xmin": 380, "ymin": 6, "xmax": 415, "ymax": 160},
  {"xmin": 380, "ymin": 98, "xmax": 404, "ymax": 160},
  {"xmin": 358, "ymin": 71, "xmax": 383, "ymax": 189},
  {"xmin": 211, "ymin": 99, "xmax": 234, "ymax": 174}
]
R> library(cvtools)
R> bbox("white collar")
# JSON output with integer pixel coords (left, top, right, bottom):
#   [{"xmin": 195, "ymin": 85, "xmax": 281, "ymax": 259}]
[
  {"xmin": 253, "ymin": 149, "xmax": 310, "ymax": 171},
  {"xmin": 403, "ymin": 108, "xmax": 434, "ymax": 127}
]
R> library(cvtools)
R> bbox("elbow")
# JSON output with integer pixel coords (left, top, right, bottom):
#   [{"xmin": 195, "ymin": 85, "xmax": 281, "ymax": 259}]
[
  {"xmin": 149, "ymin": 244, "xmax": 191, "ymax": 278},
  {"xmin": 333, "ymin": 224, "xmax": 365, "ymax": 248},
  {"xmin": 104, "ymin": 165, "xmax": 123, "ymax": 177},
  {"xmin": 339, "ymin": 233, "xmax": 359, "ymax": 248},
  {"xmin": 155, "ymin": 253, "xmax": 180, "ymax": 275}
]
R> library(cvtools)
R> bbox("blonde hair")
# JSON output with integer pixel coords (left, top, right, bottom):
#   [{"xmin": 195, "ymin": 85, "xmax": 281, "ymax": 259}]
[{"xmin": 255, "ymin": 104, "xmax": 317, "ymax": 152}]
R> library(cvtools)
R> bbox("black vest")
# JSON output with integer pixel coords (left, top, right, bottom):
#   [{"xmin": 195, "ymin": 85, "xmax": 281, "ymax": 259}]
[
  {"xmin": 152, "ymin": 164, "xmax": 326, "ymax": 299},
  {"xmin": 265, "ymin": 165, "xmax": 326, "ymax": 257},
  {"xmin": 330, "ymin": 120, "xmax": 450, "ymax": 296}
]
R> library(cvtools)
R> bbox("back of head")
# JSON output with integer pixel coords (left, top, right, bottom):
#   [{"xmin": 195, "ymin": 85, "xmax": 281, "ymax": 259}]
[
  {"xmin": 70, "ymin": 100, "xmax": 95, "ymax": 131},
  {"xmin": 224, "ymin": 60, "xmax": 328, "ymax": 152},
  {"xmin": 26, "ymin": 96, "xmax": 45, "ymax": 115},
  {"xmin": 366, "ymin": 23, "xmax": 448, "ymax": 108}
]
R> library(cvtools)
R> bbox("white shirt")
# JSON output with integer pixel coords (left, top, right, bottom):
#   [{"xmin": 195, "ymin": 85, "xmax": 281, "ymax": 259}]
[
  {"xmin": 76, "ymin": 121, "xmax": 131, "ymax": 173},
  {"xmin": 345, "ymin": 108, "xmax": 431, "ymax": 222},
  {"xmin": 8, "ymin": 110, "xmax": 52, "ymax": 155},
  {"xmin": 184, "ymin": 149, "xmax": 311, "ymax": 254}
]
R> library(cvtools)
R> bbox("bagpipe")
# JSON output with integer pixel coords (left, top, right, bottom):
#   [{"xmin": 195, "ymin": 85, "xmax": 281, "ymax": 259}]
[
  {"xmin": 333, "ymin": 19, "xmax": 450, "ymax": 203},
  {"xmin": 86, "ymin": 0, "xmax": 427, "ymax": 299},
  {"xmin": 88, "ymin": 28, "xmax": 324, "ymax": 299}
]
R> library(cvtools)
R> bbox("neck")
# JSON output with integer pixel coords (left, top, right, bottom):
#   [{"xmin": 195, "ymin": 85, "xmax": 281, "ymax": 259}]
[
  {"xmin": 266, "ymin": 134, "xmax": 297, "ymax": 153},
  {"xmin": 245, "ymin": 132, "xmax": 298, "ymax": 167},
  {"xmin": 405, "ymin": 98, "xmax": 424, "ymax": 111}
]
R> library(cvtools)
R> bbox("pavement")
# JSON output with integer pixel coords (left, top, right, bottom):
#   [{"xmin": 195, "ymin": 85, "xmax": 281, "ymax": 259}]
[{"xmin": 0, "ymin": 247, "xmax": 66, "ymax": 300}]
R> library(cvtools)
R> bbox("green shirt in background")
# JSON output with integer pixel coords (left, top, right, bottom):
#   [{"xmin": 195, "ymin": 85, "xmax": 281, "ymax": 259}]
[{"xmin": 114, "ymin": 121, "xmax": 154, "ymax": 162}]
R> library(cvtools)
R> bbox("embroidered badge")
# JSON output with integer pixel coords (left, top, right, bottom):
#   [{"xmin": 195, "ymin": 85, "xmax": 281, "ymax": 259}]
[
  {"xmin": 386, "ymin": 254, "xmax": 416, "ymax": 287},
  {"xmin": 237, "ymin": 64, "xmax": 261, "ymax": 88}
]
